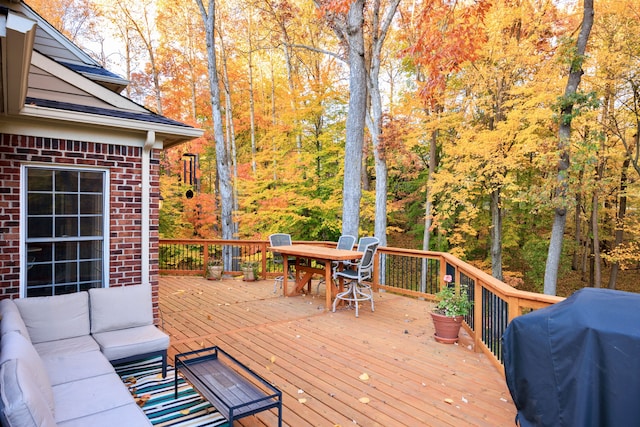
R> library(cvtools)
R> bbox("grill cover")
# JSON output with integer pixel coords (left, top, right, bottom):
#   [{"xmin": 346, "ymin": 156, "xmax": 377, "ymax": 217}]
[{"xmin": 503, "ymin": 288, "xmax": 640, "ymax": 427}]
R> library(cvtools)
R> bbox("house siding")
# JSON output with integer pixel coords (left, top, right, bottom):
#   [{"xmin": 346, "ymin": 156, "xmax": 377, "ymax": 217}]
[{"xmin": 0, "ymin": 133, "xmax": 161, "ymax": 321}]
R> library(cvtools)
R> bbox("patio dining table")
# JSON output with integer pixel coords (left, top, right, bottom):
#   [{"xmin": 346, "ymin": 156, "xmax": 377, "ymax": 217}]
[{"xmin": 268, "ymin": 244, "xmax": 363, "ymax": 310}]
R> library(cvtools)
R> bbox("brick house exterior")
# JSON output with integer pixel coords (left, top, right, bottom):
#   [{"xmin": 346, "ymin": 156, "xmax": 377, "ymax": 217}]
[{"xmin": 0, "ymin": 1, "xmax": 201, "ymax": 321}]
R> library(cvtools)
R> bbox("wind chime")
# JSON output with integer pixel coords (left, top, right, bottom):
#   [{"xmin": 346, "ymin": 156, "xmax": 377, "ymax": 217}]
[{"xmin": 182, "ymin": 153, "xmax": 199, "ymax": 198}]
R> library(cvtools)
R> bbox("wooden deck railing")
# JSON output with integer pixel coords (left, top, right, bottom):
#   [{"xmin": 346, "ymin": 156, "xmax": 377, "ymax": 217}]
[{"xmin": 159, "ymin": 239, "xmax": 563, "ymax": 373}]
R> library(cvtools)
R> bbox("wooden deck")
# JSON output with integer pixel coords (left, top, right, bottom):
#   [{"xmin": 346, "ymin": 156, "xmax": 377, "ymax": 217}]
[{"xmin": 159, "ymin": 276, "xmax": 516, "ymax": 427}]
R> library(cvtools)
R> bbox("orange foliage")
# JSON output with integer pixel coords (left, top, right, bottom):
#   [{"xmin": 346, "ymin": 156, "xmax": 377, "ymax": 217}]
[{"xmin": 402, "ymin": 0, "xmax": 491, "ymax": 106}]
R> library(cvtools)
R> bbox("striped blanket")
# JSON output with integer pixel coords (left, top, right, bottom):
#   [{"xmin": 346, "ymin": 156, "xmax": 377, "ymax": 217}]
[{"xmin": 115, "ymin": 357, "xmax": 228, "ymax": 427}]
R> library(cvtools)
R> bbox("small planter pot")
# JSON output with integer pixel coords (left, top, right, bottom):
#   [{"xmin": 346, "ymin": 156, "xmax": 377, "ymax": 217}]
[
  {"xmin": 207, "ymin": 265, "xmax": 223, "ymax": 280},
  {"xmin": 242, "ymin": 267, "xmax": 256, "ymax": 281},
  {"xmin": 430, "ymin": 312, "xmax": 464, "ymax": 344}
]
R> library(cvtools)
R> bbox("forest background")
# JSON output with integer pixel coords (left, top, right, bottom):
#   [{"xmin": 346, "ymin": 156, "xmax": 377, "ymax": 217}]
[{"xmin": 28, "ymin": 0, "xmax": 640, "ymax": 296}]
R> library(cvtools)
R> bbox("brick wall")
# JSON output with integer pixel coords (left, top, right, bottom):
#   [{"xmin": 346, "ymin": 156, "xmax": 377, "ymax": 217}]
[{"xmin": 0, "ymin": 133, "xmax": 161, "ymax": 321}]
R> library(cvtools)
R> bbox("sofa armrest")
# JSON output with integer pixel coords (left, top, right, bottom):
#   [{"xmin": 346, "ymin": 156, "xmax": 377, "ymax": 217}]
[{"xmin": 0, "ymin": 299, "xmax": 31, "ymax": 341}]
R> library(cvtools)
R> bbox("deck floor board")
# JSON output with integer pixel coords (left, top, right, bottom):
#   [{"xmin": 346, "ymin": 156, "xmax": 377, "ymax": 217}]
[{"xmin": 159, "ymin": 276, "xmax": 516, "ymax": 426}]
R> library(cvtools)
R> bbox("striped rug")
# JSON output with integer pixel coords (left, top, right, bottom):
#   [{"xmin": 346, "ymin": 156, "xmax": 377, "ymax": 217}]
[{"xmin": 115, "ymin": 357, "xmax": 228, "ymax": 427}]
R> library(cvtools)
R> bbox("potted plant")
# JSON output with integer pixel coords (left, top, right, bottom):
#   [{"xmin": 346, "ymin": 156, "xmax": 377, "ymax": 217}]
[
  {"xmin": 207, "ymin": 259, "xmax": 223, "ymax": 280},
  {"xmin": 430, "ymin": 275, "xmax": 473, "ymax": 344},
  {"xmin": 241, "ymin": 261, "xmax": 258, "ymax": 281}
]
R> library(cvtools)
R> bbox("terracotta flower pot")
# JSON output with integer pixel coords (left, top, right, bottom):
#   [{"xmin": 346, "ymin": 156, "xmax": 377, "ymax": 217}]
[{"xmin": 430, "ymin": 312, "xmax": 464, "ymax": 344}]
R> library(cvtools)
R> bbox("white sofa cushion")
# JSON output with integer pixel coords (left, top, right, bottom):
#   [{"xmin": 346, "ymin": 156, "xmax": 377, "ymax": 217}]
[
  {"xmin": 34, "ymin": 336, "xmax": 99, "ymax": 357},
  {"xmin": 52, "ymin": 373, "xmax": 136, "ymax": 424},
  {"xmin": 92, "ymin": 325, "xmax": 169, "ymax": 361},
  {"xmin": 0, "ymin": 359, "xmax": 57, "ymax": 427},
  {"xmin": 89, "ymin": 286, "xmax": 153, "ymax": 334},
  {"xmin": 57, "ymin": 402, "xmax": 151, "ymax": 427},
  {"xmin": 15, "ymin": 292, "xmax": 90, "ymax": 343},
  {"xmin": 0, "ymin": 331, "xmax": 55, "ymax": 415},
  {"xmin": 41, "ymin": 350, "xmax": 115, "ymax": 386},
  {"xmin": 0, "ymin": 299, "xmax": 30, "ymax": 340}
]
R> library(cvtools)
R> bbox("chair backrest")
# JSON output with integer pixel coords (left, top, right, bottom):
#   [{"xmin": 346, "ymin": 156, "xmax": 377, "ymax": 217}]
[
  {"xmin": 357, "ymin": 241, "xmax": 379, "ymax": 280},
  {"xmin": 269, "ymin": 233, "xmax": 292, "ymax": 260},
  {"xmin": 269, "ymin": 233, "xmax": 292, "ymax": 247},
  {"xmin": 356, "ymin": 236, "xmax": 378, "ymax": 252},
  {"xmin": 336, "ymin": 235, "xmax": 356, "ymax": 251}
]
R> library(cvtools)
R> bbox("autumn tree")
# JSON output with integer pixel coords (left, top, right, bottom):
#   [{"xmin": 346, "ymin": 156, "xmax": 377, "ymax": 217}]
[
  {"xmin": 195, "ymin": 0, "xmax": 235, "ymax": 267},
  {"xmin": 365, "ymin": 0, "xmax": 400, "ymax": 251},
  {"xmin": 543, "ymin": 0, "xmax": 594, "ymax": 295}
]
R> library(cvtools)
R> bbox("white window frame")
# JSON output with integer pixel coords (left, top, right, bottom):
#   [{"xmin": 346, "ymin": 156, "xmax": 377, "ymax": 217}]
[{"xmin": 20, "ymin": 163, "xmax": 110, "ymax": 297}]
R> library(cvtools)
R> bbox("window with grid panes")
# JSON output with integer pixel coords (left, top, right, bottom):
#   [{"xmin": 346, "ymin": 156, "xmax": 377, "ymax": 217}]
[{"xmin": 24, "ymin": 166, "xmax": 107, "ymax": 297}]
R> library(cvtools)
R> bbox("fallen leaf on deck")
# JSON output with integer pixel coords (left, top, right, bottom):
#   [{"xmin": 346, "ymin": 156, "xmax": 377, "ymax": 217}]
[
  {"xmin": 172, "ymin": 290, "xmax": 185, "ymax": 295},
  {"xmin": 136, "ymin": 394, "xmax": 151, "ymax": 407},
  {"xmin": 207, "ymin": 314, "xmax": 213, "ymax": 320},
  {"xmin": 359, "ymin": 373, "xmax": 369, "ymax": 381},
  {"xmin": 298, "ymin": 389, "xmax": 304, "ymax": 394},
  {"xmin": 270, "ymin": 355, "xmax": 277, "ymax": 364},
  {"xmin": 444, "ymin": 398, "xmax": 454, "ymax": 404},
  {"xmin": 298, "ymin": 398, "xmax": 307, "ymax": 404},
  {"xmin": 359, "ymin": 397, "xmax": 370, "ymax": 404}
]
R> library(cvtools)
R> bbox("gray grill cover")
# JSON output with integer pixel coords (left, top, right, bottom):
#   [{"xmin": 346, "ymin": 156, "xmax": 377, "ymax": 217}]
[{"xmin": 503, "ymin": 288, "xmax": 640, "ymax": 427}]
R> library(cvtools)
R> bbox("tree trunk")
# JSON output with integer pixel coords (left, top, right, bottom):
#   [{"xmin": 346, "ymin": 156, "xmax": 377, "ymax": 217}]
[
  {"xmin": 218, "ymin": 28, "xmax": 239, "ymax": 238},
  {"xmin": 608, "ymin": 156, "xmax": 630, "ymax": 289},
  {"xmin": 421, "ymin": 127, "xmax": 437, "ymax": 293},
  {"xmin": 491, "ymin": 188, "xmax": 503, "ymax": 281},
  {"xmin": 591, "ymin": 190, "xmax": 601, "ymax": 288},
  {"xmin": 341, "ymin": 0, "xmax": 367, "ymax": 237},
  {"xmin": 367, "ymin": 0, "xmax": 399, "ymax": 254},
  {"xmin": 196, "ymin": 0, "xmax": 235, "ymax": 268},
  {"xmin": 572, "ymin": 170, "xmax": 583, "ymax": 271},
  {"xmin": 543, "ymin": 0, "xmax": 594, "ymax": 295}
]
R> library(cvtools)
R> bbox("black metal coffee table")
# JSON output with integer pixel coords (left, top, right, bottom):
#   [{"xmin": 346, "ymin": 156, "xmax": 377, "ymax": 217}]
[{"xmin": 174, "ymin": 346, "xmax": 282, "ymax": 426}]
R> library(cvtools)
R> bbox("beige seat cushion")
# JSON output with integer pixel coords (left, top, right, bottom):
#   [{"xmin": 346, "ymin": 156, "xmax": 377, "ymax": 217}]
[
  {"xmin": 57, "ymin": 402, "xmax": 151, "ymax": 427},
  {"xmin": 34, "ymin": 335, "xmax": 100, "ymax": 358},
  {"xmin": 52, "ymin": 373, "xmax": 136, "ymax": 424},
  {"xmin": 91, "ymin": 325, "xmax": 169, "ymax": 361},
  {"xmin": 41, "ymin": 350, "xmax": 115, "ymax": 386}
]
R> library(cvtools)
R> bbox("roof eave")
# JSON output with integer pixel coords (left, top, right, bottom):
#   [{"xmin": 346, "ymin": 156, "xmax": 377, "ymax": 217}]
[{"xmin": 21, "ymin": 104, "xmax": 204, "ymax": 147}]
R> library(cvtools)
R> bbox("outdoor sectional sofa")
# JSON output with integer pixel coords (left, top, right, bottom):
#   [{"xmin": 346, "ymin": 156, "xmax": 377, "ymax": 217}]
[{"xmin": 0, "ymin": 285, "xmax": 169, "ymax": 426}]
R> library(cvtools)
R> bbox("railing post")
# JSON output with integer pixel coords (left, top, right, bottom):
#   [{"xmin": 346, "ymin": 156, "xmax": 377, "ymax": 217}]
[
  {"xmin": 508, "ymin": 296, "xmax": 520, "ymax": 323},
  {"xmin": 439, "ymin": 256, "xmax": 447, "ymax": 291},
  {"xmin": 373, "ymin": 251, "xmax": 380, "ymax": 291},
  {"xmin": 473, "ymin": 280, "xmax": 483, "ymax": 353},
  {"xmin": 203, "ymin": 242, "xmax": 210, "ymax": 276},
  {"xmin": 261, "ymin": 241, "xmax": 268, "ymax": 280}
]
